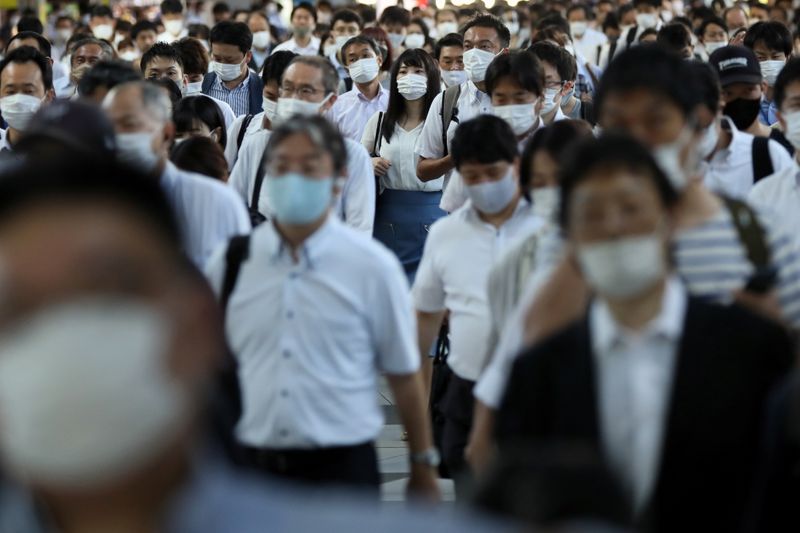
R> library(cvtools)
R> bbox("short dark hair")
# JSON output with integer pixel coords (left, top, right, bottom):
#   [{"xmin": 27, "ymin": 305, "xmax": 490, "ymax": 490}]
[
  {"xmin": 262, "ymin": 50, "xmax": 297, "ymax": 85},
  {"xmin": 535, "ymin": 13, "xmax": 570, "ymax": 36},
  {"xmin": 689, "ymin": 60, "xmax": 721, "ymax": 114},
  {"xmin": 212, "ymin": 2, "xmax": 230, "ymax": 15},
  {"xmin": 743, "ymin": 21, "xmax": 792, "ymax": 56},
  {"xmin": 55, "ymin": 15, "xmax": 75, "ymax": 27},
  {"xmin": 558, "ymin": 134, "xmax": 679, "ymax": 229},
  {"xmin": 451, "ymin": 115, "xmax": 518, "ymax": 169},
  {"xmin": 16, "ymin": 16, "xmax": 44, "ymax": 35},
  {"xmin": 379, "ymin": 6, "xmax": 411, "ymax": 27},
  {"xmin": 520, "ymin": 120, "xmax": 594, "ymax": 191},
  {"xmin": 341, "ymin": 35, "xmax": 381, "ymax": 66},
  {"xmin": 529, "ymin": 41, "xmax": 577, "ymax": 83},
  {"xmin": 90, "ymin": 5, "xmax": 113, "ymax": 19},
  {"xmin": 209, "ymin": 20, "xmax": 252, "ymax": 55},
  {"xmin": 292, "ymin": 2, "xmax": 317, "ymax": 22},
  {"xmin": 174, "ymin": 37, "xmax": 209, "ymax": 76},
  {"xmin": 639, "ymin": 28, "xmax": 658, "ymax": 41},
  {"xmin": 173, "ymin": 95, "xmax": 228, "ymax": 149},
  {"xmin": 462, "ymin": 14, "xmax": 511, "ymax": 49},
  {"xmin": 160, "ymin": 0, "xmax": 184, "ymax": 16},
  {"xmin": 634, "ymin": 0, "xmax": 661, "ymax": 8},
  {"xmin": 115, "ymin": 20, "xmax": 132, "ymax": 33},
  {"xmin": 485, "ymin": 50, "xmax": 545, "ymax": 98},
  {"xmin": 170, "ymin": 136, "xmax": 228, "ymax": 181},
  {"xmin": 141, "ymin": 42, "xmax": 184, "ymax": 74},
  {"xmin": 187, "ymin": 24, "xmax": 210, "ymax": 41},
  {"xmin": 566, "ymin": 4, "xmax": 591, "ymax": 19},
  {"xmin": 657, "ymin": 23, "xmax": 692, "ymax": 51},
  {"xmin": 331, "ymin": 9, "xmax": 363, "ymax": 30},
  {"xmin": 774, "ymin": 57, "xmax": 800, "ymax": 109},
  {"xmin": 69, "ymin": 38, "xmax": 114, "ymax": 66},
  {"xmin": 286, "ymin": 55, "xmax": 339, "ymax": 94},
  {"xmin": 697, "ymin": 16, "xmax": 727, "ymax": 37},
  {"xmin": 435, "ymin": 33, "xmax": 463, "ymax": 61},
  {"xmin": 0, "ymin": 46, "xmax": 53, "ymax": 91},
  {"xmin": 266, "ymin": 115, "xmax": 347, "ymax": 176},
  {"xmin": 131, "ymin": 20, "xmax": 159, "ymax": 41},
  {"xmin": 78, "ymin": 60, "xmax": 141, "ymax": 98},
  {"xmin": 602, "ymin": 13, "xmax": 620, "ymax": 32},
  {"xmin": 409, "ymin": 17, "xmax": 431, "ymax": 38},
  {"xmin": 7, "ymin": 31, "xmax": 52, "ymax": 57}
]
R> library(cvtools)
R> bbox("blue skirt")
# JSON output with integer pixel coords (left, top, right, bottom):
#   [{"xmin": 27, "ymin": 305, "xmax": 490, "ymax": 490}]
[{"xmin": 373, "ymin": 189, "xmax": 446, "ymax": 284}]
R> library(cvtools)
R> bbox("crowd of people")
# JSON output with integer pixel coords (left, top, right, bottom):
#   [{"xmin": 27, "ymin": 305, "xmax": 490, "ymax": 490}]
[{"xmin": 1, "ymin": 0, "xmax": 800, "ymax": 531}]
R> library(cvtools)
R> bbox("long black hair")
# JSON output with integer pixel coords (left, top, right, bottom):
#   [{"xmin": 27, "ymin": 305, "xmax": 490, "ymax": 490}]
[
  {"xmin": 382, "ymin": 48, "xmax": 440, "ymax": 144},
  {"xmin": 173, "ymin": 95, "xmax": 228, "ymax": 150}
]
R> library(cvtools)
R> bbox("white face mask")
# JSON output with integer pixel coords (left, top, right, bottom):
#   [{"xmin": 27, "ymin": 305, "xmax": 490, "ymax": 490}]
[
  {"xmin": 334, "ymin": 35, "xmax": 351, "ymax": 52},
  {"xmin": 324, "ymin": 43, "xmax": 338, "ymax": 57},
  {"xmin": 660, "ymin": 9, "xmax": 674, "ymax": 23},
  {"xmin": 704, "ymin": 41, "xmax": 727, "ymax": 55},
  {"xmin": 463, "ymin": 48, "xmax": 496, "ymax": 83},
  {"xmin": 164, "ymin": 19, "xmax": 184, "ymax": 36},
  {"xmin": 531, "ymin": 186, "xmax": 560, "ymax": 221},
  {"xmin": 212, "ymin": 60, "xmax": 244, "ymax": 82},
  {"xmin": 0, "ymin": 93, "xmax": 43, "ymax": 131},
  {"xmin": 397, "ymin": 73, "xmax": 428, "ymax": 100},
  {"xmin": 185, "ymin": 80, "xmax": 203, "ymax": 96},
  {"xmin": 652, "ymin": 125, "xmax": 697, "ymax": 191},
  {"xmin": 541, "ymin": 87, "xmax": 562, "ymax": 115},
  {"xmin": 441, "ymin": 68, "xmax": 467, "ymax": 87},
  {"xmin": 252, "ymin": 30, "xmax": 271, "ymax": 50},
  {"xmin": 697, "ymin": 120, "xmax": 719, "ymax": 159},
  {"xmin": 577, "ymin": 231, "xmax": 666, "ymax": 301},
  {"xmin": 570, "ymin": 21, "xmax": 588, "ymax": 37},
  {"xmin": 388, "ymin": 32, "xmax": 405, "ymax": 50},
  {"xmin": 92, "ymin": 23, "xmax": 114, "ymax": 41},
  {"xmin": 505, "ymin": 21, "xmax": 520, "ymax": 36},
  {"xmin": 494, "ymin": 101, "xmax": 539, "ymax": 136},
  {"xmin": 262, "ymin": 96, "xmax": 278, "ymax": 121},
  {"xmin": 437, "ymin": 21, "xmax": 459, "ymax": 36},
  {"xmin": 348, "ymin": 57, "xmax": 380, "ymax": 84},
  {"xmin": 404, "ymin": 33, "xmax": 425, "ymax": 49},
  {"xmin": 55, "ymin": 28, "xmax": 72, "ymax": 43},
  {"xmin": 636, "ymin": 13, "xmax": 658, "ymax": 29},
  {"xmin": 274, "ymin": 94, "xmax": 331, "ymax": 125},
  {"xmin": 116, "ymin": 131, "xmax": 160, "ymax": 174},
  {"xmin": 0, "ymin": 299, "xmax": 188, "ymax": 489},
  {"xmin": 783, "ymin": 110, "xmax": 800, "ymax": 149},
  {"xmin": 466, "ymin": 166, "xmax": 518, "ymax": 214},
  {"xmin": 120, "ymin": 50, "xmax": 139, "ymax": 62},
  {"xmin": 760, "ymin": 59, "xmax": 785, "ymax": 87}
]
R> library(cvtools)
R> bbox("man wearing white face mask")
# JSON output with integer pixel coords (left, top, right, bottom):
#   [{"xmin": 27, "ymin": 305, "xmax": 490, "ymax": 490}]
[
  {"xmin": 0, "ymin": 47, "xmax": 55, "ymax": 157},
  {"xmin": 435, "ymin": 34, "xmax": 466, "ymax": 89},
  {"xmin": 88, "ymin": 5, "xmax": 115, "ymax": 42},
  {"xmin": 271, "ymin": 3, "xmax": 320, "ymax": 57},
  {"xmin": 413, "ymin": 115, "xmax": 544, "ymax": 497},
  {"xmin": 567, "ymin": 4, "xmax": 607, "ymax": 66},
  {"xmin": 157, "ymin": 0, "xmax": 189, "ymax": 44},
  {"xmin": 327, "ymin": 9, "xmax": 363, "ymax": 87},
  {"xmin": 328, "ymin": 36, "xmax": 388, "ymax": 142},
  {"xmin": 246, "ymin": 11, "xmax": 273, "ymax": 69},
  {"xmin": 530, "ymin": 42, "xmax": 579, "ymax": 125},
  {"xmin": 173, "ymin": 38, "xmax": 237, "ymax": 129},
  {"xmin": 434, "ymin": 8, "xmax": 459, "ymax": 40},
  {"xmin": 203, "ymin": 21, "xmax": 264, "ymax": 117},
  {"xmin": 228, "ymin": 56, "xmax": 374, "ymax": 233},
  {"xmin": 103, "ymin": 81, "xmax": 250, "ymax": 267},
  {"xmin": 743, "ymin": 21, "xmax": 792, "ymax": 127}
]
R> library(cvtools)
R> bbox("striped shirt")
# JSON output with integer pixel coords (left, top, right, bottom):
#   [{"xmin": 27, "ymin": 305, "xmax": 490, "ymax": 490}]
[{"xmin": 206, "ymin": 74, "xmax": 251, "ymax": 117}]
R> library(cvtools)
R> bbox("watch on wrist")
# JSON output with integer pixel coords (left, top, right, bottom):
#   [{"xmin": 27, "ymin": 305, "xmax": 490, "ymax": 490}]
[{"xmin": 410, "ymin": 447, "xmax": 441, "ymax": 468}]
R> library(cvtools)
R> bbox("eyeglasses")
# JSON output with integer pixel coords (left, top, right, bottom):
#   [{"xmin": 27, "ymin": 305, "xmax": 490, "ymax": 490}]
[
  {"xmin": 279, "ymin": 84, "xmax": 325, "ymax": 99},
  {"xmin": 545, "ymin": 80, "xmax": 565, "ymax": 90}
]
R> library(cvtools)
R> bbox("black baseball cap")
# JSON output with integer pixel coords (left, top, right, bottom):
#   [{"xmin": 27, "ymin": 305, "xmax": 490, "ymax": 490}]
[{"xmin": 708, "ymin": 45, "xmax": 763, "ymax": 87}]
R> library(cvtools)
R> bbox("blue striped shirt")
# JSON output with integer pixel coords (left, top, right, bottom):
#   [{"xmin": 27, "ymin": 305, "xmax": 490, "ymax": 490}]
[{"xmin": 206, "ymin": 74, "xmax": 251, "ymax": 117}]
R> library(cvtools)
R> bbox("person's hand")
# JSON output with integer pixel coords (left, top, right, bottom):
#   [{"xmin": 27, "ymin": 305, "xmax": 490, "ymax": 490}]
[
  {"xmin": 372, "ymin": 157, "xmax": 391, "ymax": 177},
  {"xmin": 406, "ymin": 464, "xmax": 441, "ymax": 503},
  {"xmin": 732, "ymin": 289, "xmax": 785, "ymax": 326},
  {"xmin": 729, "ymin": 31, "xmax": 746, "ymax": 46},
  {"xmin": 580, "ymin": 91, "xmax": 593, "ymax": 104}
]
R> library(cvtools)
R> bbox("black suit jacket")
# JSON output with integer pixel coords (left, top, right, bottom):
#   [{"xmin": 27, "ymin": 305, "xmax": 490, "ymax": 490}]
[{"xmin": 496, "ymin": 296, "xmax": 793, "ymax": 533}]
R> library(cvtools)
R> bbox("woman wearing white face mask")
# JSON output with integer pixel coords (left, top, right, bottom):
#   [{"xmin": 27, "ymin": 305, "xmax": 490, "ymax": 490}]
[{"xmin": 361, "ymin": 49, "xmax": 445, "ymax": 283}]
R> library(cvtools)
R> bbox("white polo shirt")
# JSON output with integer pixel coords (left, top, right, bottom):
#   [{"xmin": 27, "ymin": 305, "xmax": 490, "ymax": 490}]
[
  {"xmin": 225, "ymin": 110, "xmax": 266, "ymax": 170},
  {"xmin": 749, "ymin": 165, "xmax": 800, "ymax": 251},
  {"xmin": 227, "ymin": 130, "xmax": 375, "ymax": 234},
  {"xmin": 205, "ymin": 216, "xmax": 419, "ymax": 448},
  {"xmin": 271, "ymin": 36, "xmax": 321, "ymax": 56},
  {"xmin": 572, "ymin": 27, "xmax": 607, "ymax": 66},
  {"xmin": 328, "ymin": 84, "xmax": 389, "ymax": 142},
  {"xmin": 412, "ymin": 198, "xmax": 544, "ymax": 382}
]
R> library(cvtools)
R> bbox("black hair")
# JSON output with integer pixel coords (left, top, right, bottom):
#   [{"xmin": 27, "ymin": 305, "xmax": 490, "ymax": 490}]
[
  {"xmin": 535, "ymin": 13, "xmax": 570, "ymax": 36},
  {"xmin": 697, "ymin": 16, "xmax": 727, "ymax": 38},
  {"xmin": 602, "ymin": 13, "xmax": 620, "ymax": 32},
  {"xmin": 170, "ymin": 136, "xmax": 228, "ymax": 181},
  {"xmin": 188, "ymin": 24, "xmax": 210, "ymax": 41},
  {"xmin": 743, "ymin": 21, "xmax": 792, "ymax": 56},
  {"xmin": 435, "ymin": 7, "xmax": 458, "ymax": 23},
  {"xmin": 16, "ymin": 16, "xmax": 44, "ymax": 35},
  {"xmin": 160, "ymin": 0, "xmax": 184, "ymax": 16},
  {"xmin": 657, "ymin": 23, "xmax": 692, "ymax": 52},
  {"xmin": 558, "ymin": 133, "xmax": 679, "ymax": 229},
  {"xmin": 689, "ymin": 60, "xmax": 720, "ymax": 114},
  {"xmin": 382, "ymin": 48, "xmax": 440, "ymax": 144},
  {"xmin": 291, "ymin": 2, "xmax": 317, "ymax": 22},
  {"xmin": 596, "ymin": 45, "xmax": 701, "ymax": 118},
  {"xmin": 0, "ymin": 46, "xmax": 53, "ymax": 91},
  {"xmin": 379, "ymin": 6, "xmax": 411, "ymax": 27},
  {"xmin": 485, "ymin": 50, "xmax": 545, "ymax": 98},
  {"xmin": 115, "ymin": 20, "xmax": 132, "ymax": 33},
  {"xmin": 566, "ymin": 4, "xmax": 591, "ymax": 19},
  {"xmin": 458, "ymin": 8, "xmax": 478, "ymax": 20},
  {"xmin": 435, "ymin": 33, "xmax": 463, "ymax": 61},
  {"xmin": 451, "ymin": 115, "xmax": 518, "ymax": 169},
  {"xmin": 7, "ymin": 31, "xmax": 52, "ymax": 57},
  {"xmin": 331, "ymin": 9, "xmax": 363, "ymax": 30},
  {"xmin": 519, "ymin": 120, "xmax": 594, "ymax": 191},
  {"xmin": 146, "ymin": 77, "xmax": 182, "ymax": 108},
  {"xmin": 266, "ymin": 115, "xmax": 347, "ymax": 175},
  {"xmin": 90, "ymin": 5, "xmax": 113, "ymax": 19},
  {"xmin": 529, "ymin": 41, "xmax": 577, "ymax": 84},
  {"xmin": 174, "ymin": 37, "xmax": 208, "ymax": 76},
  {"xmin": 261, "ymin": 50, "xmax": 297, "ymax": 85},
  {"xmin": 210, "ymin": 20, "xmax": 252, "ymax": 55},
  {"xmin": 341, "ymin": 35, "xmax": 380, "ymax": 66},
  {"xmin": 409, "ymin": 17, "xmax": 430, "ymax": 38},
  {"xmin": 55, "ymin": 15, "xmax": 75, "ymax": 27},
  {"xmin": 78, "ymin": 60, "xmax": 141, "ymax": 98},
  {"xmin": 357, "ymin": 5, "xmax": 377, "ymax": 25},
  {"xmin": 141, "ymin": 42, "xmax": 184, "ymax": 74},
  {"xmin": 212, "ymin": 2, "xmax": 230, "ymax": 15},
  {"xmin": 690, "ymin": 6, "xmax": 716, "ymax": 22},
  {"xmin": 633, "ymin": 0, "xmax": 660, "ymax": 8},
  {"xmin": 774, "ymin": 57, "xmax": 800, "ymax": 109},
  {"xmin": 462, "ymin": 14, "xmax": 511, "ymax": 49},
  {"xmin": 639, "ymin": 28, "xmax": 658, "ymax": 41},
  {"xmin": 131, "ymin": 20, "xmax": 159, "ymax": 41}
]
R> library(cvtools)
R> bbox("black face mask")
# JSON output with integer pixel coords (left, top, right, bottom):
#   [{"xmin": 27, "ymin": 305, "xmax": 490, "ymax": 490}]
[{"xmin": 723, "ymin": 98, "xmax": 761, "ymax": 130}]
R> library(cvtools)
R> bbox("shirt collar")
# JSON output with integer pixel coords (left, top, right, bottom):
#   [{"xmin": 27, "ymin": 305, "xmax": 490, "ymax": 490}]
[
  {"xmin": 355, "ymin": 83, "xmax": 387, "ymax": 103},
  {"xmin": 266, "ymin": 213, "xmax": 337, "ymax": 267},
  {"xmin": 465, "ymin": 195, "xmax": 531, "ymax": 226},
  {"xmin": 215, "ymin": 71, "xmax": 250, "ymax": 90},
  {"xmin": 0, "ymin": 129, "xmax": 12, "ymax": 152},
  {"xmin": 464, "ymin": 80, "xmax": 489, "ymax": 104}
]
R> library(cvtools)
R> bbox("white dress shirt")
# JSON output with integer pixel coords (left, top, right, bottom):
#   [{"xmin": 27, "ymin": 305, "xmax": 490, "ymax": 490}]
[
  {"xmin": 205, "ymin": 216, "xmax": 419, "ymax": 448},
  {"xmin": 591, "ymin": 276, "xmax": 686, "ymax": 512},
  {"xmin": 228, "ymin": 130, "xmax": 375, "ymax": 234},
  {"xmin": 160, "ymin": 161, "xmax": 251, "ymax": 267},
  {"xmin": 749, "ymin": 165, "xmax": 800, "ymax": 251},
  {"xmin": 703, "ymin": 118, "xmax": 797, "ymax": 199},
  {"xmin": 361, "ymin": 111, "xmax": 443, "ymax": 192},
  {"xmin": 224, "ymin": 110, "xmax": 266, "ymax": 170},
  {"xmin": 412, "ymin": 198, "xmax": 545, "ymax": 381},
  {"xmin": 271, "ymin": 36, "xmax": 321, "ymax": 56},
  {"xmin": 203, "ymin": 94, "xmax": 236, "ymax": 129},
  {"xmin": 156, "ymin": 28, "xmax": 189, "ymax": 44},
  {"xmin": 328, "ymin": 84, "xmax": 389, "ymax": 141},
  {"xmin": 572, "ymin": 27, "xmax": 607, "ymax": 66}
]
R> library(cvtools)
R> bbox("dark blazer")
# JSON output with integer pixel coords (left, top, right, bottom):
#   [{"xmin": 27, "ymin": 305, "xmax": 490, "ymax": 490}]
[
  {"xmin": 201, "ymin": 71, "xmax": 264, "ymax": 116},
  {"xmin": 496, "ymin": 296, "xmax": 793, "ymax": 533}
]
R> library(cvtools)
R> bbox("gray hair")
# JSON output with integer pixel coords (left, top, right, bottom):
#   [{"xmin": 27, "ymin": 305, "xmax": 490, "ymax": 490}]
[
  {"xmin": 265, "ymin": 115, "xmax": 347, "ymax": 175},
  {"xmin": 69, "ymin": 38, "xmax": 114, "ymax": 67},
  {"xmin": 106, "ymin": 81, "xmax": 172, "ymax": 125},
  {"xmin": 286, "ymin": 56, "xmax": 340, "ymax": 95}
]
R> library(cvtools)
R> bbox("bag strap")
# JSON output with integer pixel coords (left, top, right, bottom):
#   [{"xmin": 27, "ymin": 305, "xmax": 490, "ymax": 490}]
[
  {"xmin": 722, "ymin": 196, "xmax": 771, "ymax": 269},
  {"xmin": 236, "ymin": 114, "xmax": 254, "ymax": 152},
  {"xmin": 440, "ymin": 84, "xmax": 461, "ymax": 157},
  {"xmin": 249, "ymin": 146, "xmax": 269, "ymax": 221},
  {"xmin": 220, "ymin": 234, "xmax": 251, "ymax": 313},
  {"xmin": 371, "ymin": 112, "xmax": 384, "ymax": 157},
  {"xmin": 583, "ymin": 62, "xmax": 600, "ymax": 91},
  {"xmin": 751, "ymin": 136, "xmax": 774, "ymax": 184},
  {"xmin": 626, "ymin": 26, "xmax": 638, "ymax": 47},
  {"xmin": 433, "ymin": 322, "xmax": 450, "ymax": 365}
]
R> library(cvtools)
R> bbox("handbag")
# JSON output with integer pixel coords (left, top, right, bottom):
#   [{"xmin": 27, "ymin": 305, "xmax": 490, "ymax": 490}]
[{"xmin": 429, "ymin": 322, "xmax": 452, "ymax": 479}]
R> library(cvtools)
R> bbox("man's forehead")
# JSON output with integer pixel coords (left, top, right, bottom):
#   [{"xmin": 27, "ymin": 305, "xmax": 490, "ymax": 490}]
[{"xmin": 75, "ymin": 44, "xmax": 102, "ymax": 56}]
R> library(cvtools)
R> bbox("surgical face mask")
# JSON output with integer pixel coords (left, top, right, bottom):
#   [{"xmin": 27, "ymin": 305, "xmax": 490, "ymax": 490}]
[
  {"xmin": 697, "ymin": 120, "xmax": 719, "ymax": 159},
  {"xmin": 185, "ymin": 80, "xmax": 203, "ymax": 96},
  {"xmin": 0, "ymin": 94, "xmax": 43, "ymax": 131},
  {"xmin": 783, "ymin": 110, "xmax": 800, "ymax": 149},
  {"xmin": 660, "ymin": 9, "xmax": 674, "ymax": 23},
  {"xmin": 531, "ymin": 186, "xmax": 560, "ymax": 221},
  {"xmin": 334, "ymin": 34, "xmax": 351, "ymax": 52},
  {"xmin": 723, "ymin": 97, "xmax": 761, "ymax": 130},
  {"xmin": 636, "ymin": 13, "xmax": 658, "ymax": 29},
  {"xmin": 324, "ymin": 43, "xmax": 338, "ymax": 57},
  {"xmin": 0, "ymin": 299, "xmax": 188, "ymax": 489},
  {"xmin": 505, "ymin": 21, "xmax": 520, "ymax": 36},
  {"xmin": 274, "ymin": 95, "xmax": 330, "ymax": 124},
  {"xmin": 116, "ymin": 131, "xmax": 159, "ymax": 173},
  {"xmin": 265, "ymin": 172, "xmax": 333, "ymax": 224},
  {"xmin": 760, "ymin": 59, "xmax": 785, "ymax": 87},
  {"xmin": 164, "ymin": 19, "xmax": 184, "ymax": 36},
  {"xmin": 388, "ymin": 32, "xmax": 405, "ymax": 50},
  {"xmin": 437, "ymin": 21, "xmax": 458, "ymax": 36},
  {"xmin": 252, "ymin": 30, "xmax": 271, "ymax": 49},
  {"xmin": 652, "ymin": 125, "xmax": 697, "ymax": 191},
  {"xmin": 704, "ymin": 40, "xmax": 726, "ymax": 55},
  {"xmin": 404, "ymin": 33, "xmax": 425, "ymax": 49},
  {"xmin": 577, "ymin": 231, "xmax": 666, "ymax": 301},
  {"xmin": 541, "ymin": 87, "xmax": 562, "ymax": 114},
  {"xmin": 92, "ymin": 24, "xmax": 114, "ymax": 41},
  {"xmin": 463, "ymin": 48, "xmax": 496, "ymax": 83},
  {"xmin": 55, "ymin": 28, "xmax": 72, "ymax": 43},
  {"xmin": 494, "ymin": 102, "xmax": 539, "ymax": 136},
  {"xmin": 120, "ymin": 50, "xmax": 139, "ymax": 62},
  {"xmin": 466, "ymin": 166, "xmax": 518, "ymax": 214},
  {"xmin": 570, "ymin": 21, "xmax": 588, "ymax": 37},
  {"xmin": 262, "ymin": 96, "xmax": 278, "ymax": 121},
  {"xmin": 212, "ymin": 60, "xmax": 244, "ymax": 82},
  {"xmin": 293, "ymin": 25, "xmax": 311, "ymax": 38},
  {"xmin": 348, "ymin": 57, "xmax": 380, "ymax": 84},
  {"xmin": 441, "ymin": 68, "xmax": 467, "ymax": 87},
  {"xmin": 397, "ymin": 73, "xmax": 428, "ymax": 100}
]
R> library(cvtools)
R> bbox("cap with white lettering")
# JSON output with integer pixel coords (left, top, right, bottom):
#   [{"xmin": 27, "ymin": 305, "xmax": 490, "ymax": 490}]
[{"xmin": 708, "ymin": 45, "xmax": 763, "ymax": 87}]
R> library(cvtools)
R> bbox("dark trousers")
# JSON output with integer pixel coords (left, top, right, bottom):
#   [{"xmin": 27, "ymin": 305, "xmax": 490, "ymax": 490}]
[
  {"xmin": 441, "ymin": 369, "xmax": 476, "ymax": 498},
  {"xmin": 241, "ymin": 441, "xmax": 380, "ymax": 496}
]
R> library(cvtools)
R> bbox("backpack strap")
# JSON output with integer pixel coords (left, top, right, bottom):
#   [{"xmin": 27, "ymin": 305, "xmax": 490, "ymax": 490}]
[
  {"xmin": 220, "ymin": 234, "xmax": 251, "ymax": 313},
  {"xmin": 751, "ymin": 136, "xmax": 774, "ymax": 184},
  {"xmin": 247, "ymin": 147, "xmax": 269, "ymax": 226},
  {"xmin": 626, "ymin": 26, "xmax": 638, "ymax": 48},
  {"xmin": 236, "ymin": 114, "xmax": 254, "ymax": 152},
  {"xmin": 371, "ymin": 112, "xmax": 384, "ymax": 157},
  {"xmin": 722, "ymin": 196, "xmax": 771, "ymax": 269},
  {"xmin": 440, "ymin": 84, "xmax": 461, "ymax": 157}
]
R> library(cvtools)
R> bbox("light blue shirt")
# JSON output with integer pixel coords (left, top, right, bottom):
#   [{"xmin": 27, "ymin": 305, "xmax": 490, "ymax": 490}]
[{"xmin": 329, "ymin": 84, "xmax": 389, "ymax": 141}]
